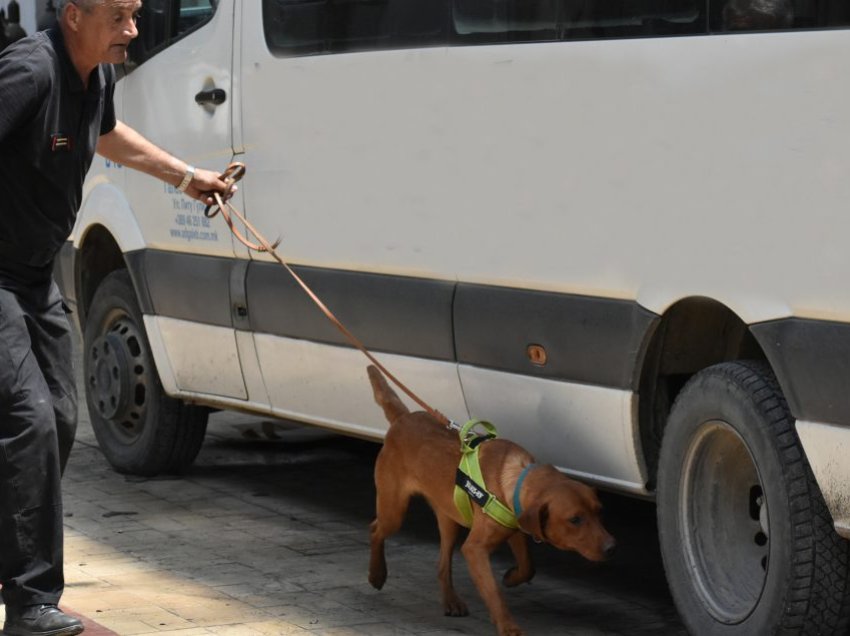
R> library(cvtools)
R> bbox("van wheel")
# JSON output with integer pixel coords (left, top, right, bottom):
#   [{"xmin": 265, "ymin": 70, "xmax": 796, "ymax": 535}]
[
  {"xmin": 83, "ymin": 270, "xmax": 208, "ymax": 476},
  {"xmin": 657, "ymin": 361, "xmax": 850, "ymax": 635}
]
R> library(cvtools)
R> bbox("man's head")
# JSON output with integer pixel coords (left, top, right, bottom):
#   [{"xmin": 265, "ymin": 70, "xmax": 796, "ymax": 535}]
[{"xmin": 60, "ymin": 0, "xmax": 142, "ymax": 70}]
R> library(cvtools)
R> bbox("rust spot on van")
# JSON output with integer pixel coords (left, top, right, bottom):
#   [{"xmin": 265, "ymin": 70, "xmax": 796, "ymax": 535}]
[{"xmin": 527, "ymin": 344, "xmax": 547, "ymax": 366}]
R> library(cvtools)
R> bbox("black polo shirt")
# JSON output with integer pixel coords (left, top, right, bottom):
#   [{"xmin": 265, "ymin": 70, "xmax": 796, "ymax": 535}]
[{"xmin": 0, "ymin": 27, "xmax": 116, "ymax": 285}]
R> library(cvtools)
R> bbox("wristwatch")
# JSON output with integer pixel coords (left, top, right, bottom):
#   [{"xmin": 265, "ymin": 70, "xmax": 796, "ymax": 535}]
[{"xmin": 177, "ymin": 165, "xmax": 195, "ymax": 193}]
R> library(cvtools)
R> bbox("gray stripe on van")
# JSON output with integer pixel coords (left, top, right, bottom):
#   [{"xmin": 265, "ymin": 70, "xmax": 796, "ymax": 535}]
[{"xmin": 123, "ymin": 249, "xmax": 659, "ymax": 388}]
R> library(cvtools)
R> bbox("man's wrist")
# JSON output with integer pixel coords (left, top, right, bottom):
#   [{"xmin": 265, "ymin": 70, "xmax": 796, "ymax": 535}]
[{"xmin": 177, "ymin": 165, "xmax": 195, "ymax": 192}]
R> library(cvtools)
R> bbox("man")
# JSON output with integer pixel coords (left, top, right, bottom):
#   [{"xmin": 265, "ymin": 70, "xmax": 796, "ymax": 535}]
[
  {"xmin": 3, "ymin": 1, "xmax": 27, "ymax": 46},
  {"xmin": 0, "ymin": 1, "xmax": 233, "ymax": 634},
  {"xmin": 0, "ymin": 11, "xmax": 8, "ymax": 53}
]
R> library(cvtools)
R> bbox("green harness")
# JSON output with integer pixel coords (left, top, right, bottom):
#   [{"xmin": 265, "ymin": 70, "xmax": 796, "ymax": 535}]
[{"xmin": 453, "ymin": 419, "xmax": 519, "ymax": 529}]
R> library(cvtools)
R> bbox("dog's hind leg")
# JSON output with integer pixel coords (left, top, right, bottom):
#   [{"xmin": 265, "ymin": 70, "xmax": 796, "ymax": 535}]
[
  {"xmin": 502, "ymin": 532, "xmax": 535, "ymax": 588},
  {"xmin": 436, "ymin": 513, "xmax": 468, "ymax": 617},
  {"xmin": 368, "ymin": 469, "xmax": 409, "ymax": 590}
]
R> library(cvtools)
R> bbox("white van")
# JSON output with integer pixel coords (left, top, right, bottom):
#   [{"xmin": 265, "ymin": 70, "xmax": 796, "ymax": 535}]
[{"xmin": 57, "ymin": 0, "xmax": 850, "ymax": 632}]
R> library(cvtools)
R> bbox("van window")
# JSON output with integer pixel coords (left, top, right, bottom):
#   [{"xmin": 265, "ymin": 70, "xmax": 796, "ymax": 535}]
[
  {"xmin": 128, "ymin": 0, "xmax": 217, "ymax": 65},
  {"xmin": 178, "ymin": 0, "xmax": 216, "ymax": 33},
  {"xmin": 262, "ymin": 0, "xmax": 449, "ymax": 56},
  {"xmin": 452, "ymin": 0, "xmax": 706, "ymax": 44},
  {"xmin": 263, "ymin": 0, "xmax": 850, "ymax": 57},
  {"xmin": 709, "ymin": 0, "xmax": 850, "ymax": 32},
  {"xmin": 452, "ymin": 0, "xmax": 560, "ymax": 43}
]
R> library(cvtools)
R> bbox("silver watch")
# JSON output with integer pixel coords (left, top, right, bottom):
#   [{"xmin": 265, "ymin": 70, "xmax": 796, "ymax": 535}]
[{"xmin": 177, "ymin": 165, "xmax": 195, "ymax": 192}]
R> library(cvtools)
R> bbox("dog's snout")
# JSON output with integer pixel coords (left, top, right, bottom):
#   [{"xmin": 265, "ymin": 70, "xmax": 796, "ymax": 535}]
[{"xmin": 602, "ymin": 537, "xmax": 617, "ymax": 560}]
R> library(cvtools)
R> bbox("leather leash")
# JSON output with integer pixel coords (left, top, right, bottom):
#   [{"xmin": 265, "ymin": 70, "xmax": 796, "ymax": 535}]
[{"xmin": 205, "ymin": 162, "xmax": 454, "ymax": 429}]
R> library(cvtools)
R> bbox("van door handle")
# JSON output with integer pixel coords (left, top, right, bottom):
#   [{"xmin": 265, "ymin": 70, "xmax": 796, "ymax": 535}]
[{"xmin": 194, "ymin": 88, "xmax": 227, "ymax": 106}]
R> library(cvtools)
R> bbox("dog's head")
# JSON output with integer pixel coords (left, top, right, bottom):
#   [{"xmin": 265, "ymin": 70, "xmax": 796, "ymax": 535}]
[{"xmin": 517, "ymin": 467, "xmax": 615, "ymax": 562}]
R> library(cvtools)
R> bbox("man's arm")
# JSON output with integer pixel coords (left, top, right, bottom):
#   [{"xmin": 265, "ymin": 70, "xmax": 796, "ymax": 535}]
[{"xmin": 97, "ymin": 120, "xmax": 234, "ymax": 205}]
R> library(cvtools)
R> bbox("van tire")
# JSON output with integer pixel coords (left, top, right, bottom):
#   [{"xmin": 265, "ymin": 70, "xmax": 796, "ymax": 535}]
[
  {"xmin": 83, "ymin": 269, "xmax": 208, "ymax": 476},
  {"xmin": 656, "ymin": 360, "xmax": 850, "ymax": 635}
]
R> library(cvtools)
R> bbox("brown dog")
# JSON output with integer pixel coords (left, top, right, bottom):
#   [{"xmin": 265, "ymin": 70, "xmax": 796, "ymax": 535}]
[{"xmin": 366, "ymin": 365, "xmax": 616, "ymax": 636}]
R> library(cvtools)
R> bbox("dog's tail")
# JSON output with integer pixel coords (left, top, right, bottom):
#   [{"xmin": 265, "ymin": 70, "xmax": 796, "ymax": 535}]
[{"xmin": 367, "ymin": 365, "xmax": 410, "ymax": 425}]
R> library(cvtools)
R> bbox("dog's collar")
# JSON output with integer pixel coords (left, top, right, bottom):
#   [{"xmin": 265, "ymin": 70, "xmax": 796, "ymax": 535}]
[{"xmin": 512, "ymin": 463, "xmax": 537, "ymax": 519}]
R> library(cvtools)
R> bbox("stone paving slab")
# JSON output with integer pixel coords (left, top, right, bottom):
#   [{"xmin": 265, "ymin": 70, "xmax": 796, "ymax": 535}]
[
  {"xmin": 0, "ymin": 342, "xmax": 687, "ymax": 635},
  {"xmin": 29, "ymin": 407, "xmax": 684, "ymax": 635}
]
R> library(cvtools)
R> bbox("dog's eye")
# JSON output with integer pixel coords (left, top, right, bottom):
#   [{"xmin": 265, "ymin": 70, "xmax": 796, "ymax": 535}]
[{"xmin": 569, "ymin": 515, "xmax": 584, "ymax": 526}]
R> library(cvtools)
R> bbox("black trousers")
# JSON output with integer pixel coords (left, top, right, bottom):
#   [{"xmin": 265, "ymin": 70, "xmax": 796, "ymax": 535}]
[{"xmin": 0, "ymin": 279, "xmax": 77, "ymax": 607}]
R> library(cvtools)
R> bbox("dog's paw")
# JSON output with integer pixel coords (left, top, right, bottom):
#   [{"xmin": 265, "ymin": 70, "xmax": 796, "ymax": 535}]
[
  {"xmin": 442, "ymin": 596, "xmax": 469, "ymax": 617},
  {"xmin": 498, "ymin": 624, "xmax": 525, "ymax": 636},
  {"xmin": 502, "ymin": 566, "xmax": 535, "ymax": 588}
]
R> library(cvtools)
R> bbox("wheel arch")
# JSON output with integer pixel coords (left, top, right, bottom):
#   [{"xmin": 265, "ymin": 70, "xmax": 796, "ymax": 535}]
[
  {"xmin": 73, "ymin": 183, "xmax": 149, "ymax": 327},
  {"xmin": 636, "ymin": 296, "xmax": 769, "ymax": 490},
  {"xmin": 76, "ymin": 224, "xmax": 127, "ymax": 329}
]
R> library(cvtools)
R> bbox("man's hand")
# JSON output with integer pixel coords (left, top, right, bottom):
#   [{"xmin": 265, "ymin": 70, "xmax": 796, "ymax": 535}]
[{"xmin": 184, "ymin": 168, "xmax": 237, "ymax": 206}]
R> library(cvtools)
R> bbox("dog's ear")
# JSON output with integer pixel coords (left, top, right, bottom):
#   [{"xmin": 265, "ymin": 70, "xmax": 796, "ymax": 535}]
[{"xmin": 518, "ymin": 502, "xmax": 549, "ymax": 543}]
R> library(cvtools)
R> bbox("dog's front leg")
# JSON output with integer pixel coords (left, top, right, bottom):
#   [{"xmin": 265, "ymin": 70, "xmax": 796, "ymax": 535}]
[
  {"xmin": 502, "ymin": 532, "xmax": 535, "ymax": 588},
  {"xmin": 461, "ymin": 523, "xmax": 524, "ymax": 636},
  {"xmin": 436, "ymin": 513, "xmax": 468, "ymax": 617}
]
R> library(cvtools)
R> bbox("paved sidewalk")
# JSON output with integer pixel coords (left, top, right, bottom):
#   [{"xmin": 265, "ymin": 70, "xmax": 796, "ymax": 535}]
[{"xmin": 0, "ymin": 349, "xmax": 686, "ymax": 635}]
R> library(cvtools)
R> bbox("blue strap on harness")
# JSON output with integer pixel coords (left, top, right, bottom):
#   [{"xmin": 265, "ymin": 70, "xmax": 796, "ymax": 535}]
[{"xmin": 512, "ymin": 463, "xmax": 537, "ymax": 518}]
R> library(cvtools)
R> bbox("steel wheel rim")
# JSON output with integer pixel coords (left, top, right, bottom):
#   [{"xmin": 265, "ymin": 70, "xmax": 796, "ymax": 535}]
[
  {"xmin": 680, "ymin": 420, "xmax": 769, "ymax": 623},
  {"xmin": 87, "ymin": 311, "xmax": 151, "ymax": 444}
]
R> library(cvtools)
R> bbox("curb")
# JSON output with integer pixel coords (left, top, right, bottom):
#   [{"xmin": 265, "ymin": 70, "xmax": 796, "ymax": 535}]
[{"xmin": 61, "ymin": 606, "xmax": 118, "ymax": 636}]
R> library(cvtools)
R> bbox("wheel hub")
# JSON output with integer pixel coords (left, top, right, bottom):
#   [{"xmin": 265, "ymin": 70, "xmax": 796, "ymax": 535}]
[
  {"xmin": 681, "ymin": 421, "xmax": 769, "ymax": 624},
  {"xmin": 86, "ymin": 316, "xmax": 149, "ymax": 441},
  {"xmin": 90, "ymin": 332, "xmax": 130, "ymax": 419}
]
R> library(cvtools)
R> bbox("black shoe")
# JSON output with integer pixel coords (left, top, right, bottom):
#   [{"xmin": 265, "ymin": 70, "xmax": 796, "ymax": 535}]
[{"xmin": 2, "ymin": 604, "xmax": 83, "ymax": 636}]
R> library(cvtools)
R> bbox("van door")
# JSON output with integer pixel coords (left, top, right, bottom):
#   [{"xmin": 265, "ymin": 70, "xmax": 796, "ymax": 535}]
[
  {"xmin": 120, "ymin": 0, "xmax": 251, "ymax": 401},
  {"xmin": 237, "ymin": 2, "xmax": 468, "ymax": 436}
]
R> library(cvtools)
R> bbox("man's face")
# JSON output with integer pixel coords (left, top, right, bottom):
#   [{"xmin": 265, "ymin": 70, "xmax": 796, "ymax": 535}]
[{"xmin": 73, "ymin": 0, "xmax": 142, "ymax": 65}]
